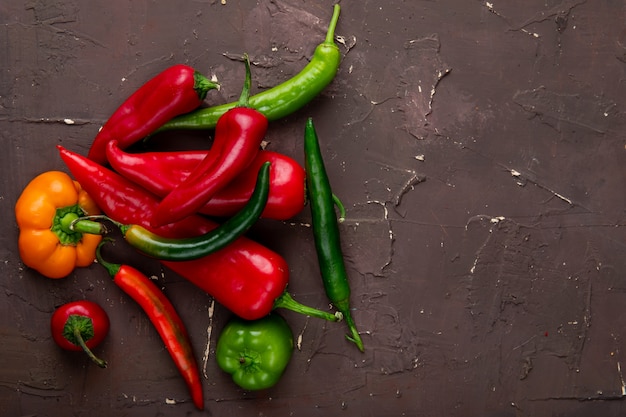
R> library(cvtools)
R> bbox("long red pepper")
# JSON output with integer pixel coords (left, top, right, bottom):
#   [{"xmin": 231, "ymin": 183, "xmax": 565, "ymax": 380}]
[
  {"xmin": 57, "ymin": 146, "xmax": 337, "ymax": 322},
  {"xmin": 105, "ymin": 140, "xmax": 305, "ymax": 220},
  {"xmin": 87, "ymin": 64, "xmax": 218, "ymax": 165},
  {"xmin": 152, "ymin": 55, "xmax": 266, "ymax": 227},
  {"xmin": 95, "ymin": 242, "xmax": 203, "ymax": 410}
]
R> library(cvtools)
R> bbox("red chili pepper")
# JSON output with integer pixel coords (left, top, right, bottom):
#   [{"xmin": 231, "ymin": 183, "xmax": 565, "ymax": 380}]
[
  {"xmin": 87, "ymin": 64, "xmax": 219, "ymax": 165},
  {"xmin": 57, "ymin": 146, "xmax": 336, "ymax": 323},
  {"xmin": 152, "ymin": 55, "xmax": 267, "ymax": 227},
  {"xmin": 95, "ymin": 242, "xmax": 203, "ymax": 410},
  {"xmin": 105, "ymin": 140, "xmax": 305, "ymax": 220}
]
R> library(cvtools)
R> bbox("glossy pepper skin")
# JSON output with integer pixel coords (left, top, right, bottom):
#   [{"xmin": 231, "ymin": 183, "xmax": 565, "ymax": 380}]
[
  {"xmin": 112, "ymin": 162, "xmax": 271, "ymax": 261},
  {"xmin": 304, "ymin": 118, "xmax": 364, "ymax": 352},
  {"xmin": 96, "ymin": 243, "xmax": 203, "ymax": 410},
  {"xmin": 51, "ymin": 300, "xmax": 110, "ymax": 368},
  {"xmin": 156, "ymin": 4, "xmax": 341, "ymax": 133},
  {"xmin": 152, "ymin": 55, "xmax": 267, "ymax": 227},
  {"xmin": 57, "ymin": 146, "xmax": 338, "ymax": 323},
  {"xmin": 105, "ymin": 141, "xmax": 305, "ymax": 220},
  {"xmin": 216, "ymin": 313, "xmax": 294, "ymax": 391},
  {"xmin": 15, "ymin": 171, "xmax": 104, "ymax": 278},
  {"xmin": 87, "ymin": 64, "xmax": 219, "ymax": 165}
]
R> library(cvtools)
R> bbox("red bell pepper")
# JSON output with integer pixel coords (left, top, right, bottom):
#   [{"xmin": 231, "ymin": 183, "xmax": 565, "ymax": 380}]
[
  {"xmin": 152, "ymin": 55, "xmax": 266, "ymax": 227},
  {"xmin": 87, "ymin": 64, "xmax": 218, "ymax": 165},
  {"xmin": 105, "ymin": 140, "xmax": 305, "ymax": 220},
  {"xmin": 57, "ymin": 146, "xmax": 338, "ymax": 323}
]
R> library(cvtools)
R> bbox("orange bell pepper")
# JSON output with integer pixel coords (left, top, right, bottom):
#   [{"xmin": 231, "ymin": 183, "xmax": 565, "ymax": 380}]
[{"xmin": 15, "ymin": 171, "xmax": 104, "ymax": 279}]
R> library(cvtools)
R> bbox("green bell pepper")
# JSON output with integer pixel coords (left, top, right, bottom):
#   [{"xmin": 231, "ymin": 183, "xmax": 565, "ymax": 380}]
[{"xmin": 216, "ymin": 313, "xmax": 294, "ymax": 390}]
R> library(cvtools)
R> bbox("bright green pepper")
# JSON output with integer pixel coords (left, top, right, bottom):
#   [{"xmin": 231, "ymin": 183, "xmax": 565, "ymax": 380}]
[{"xmin": 215, "ymin": 313, "xmax": 294, "ymax": 391}]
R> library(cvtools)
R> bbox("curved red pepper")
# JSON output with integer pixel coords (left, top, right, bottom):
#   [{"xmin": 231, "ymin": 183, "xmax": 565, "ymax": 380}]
[
  {"xmin": 87, "ymin": 64, "xmax": 218, "ymax": 165},
  {"xmin": 152, "ymin": 56, "xmax": 267, "ymax": 227},
  {"xmin": 57, "ymin": 145, "xmax": 289, "ymax": 320},
  {"xmin": 97, "ymin": 245, "xmax": 203, "ymax": 410},
  {"xmin": 105, "ymin": 140, "xmax": 305, "ymax": 220}
]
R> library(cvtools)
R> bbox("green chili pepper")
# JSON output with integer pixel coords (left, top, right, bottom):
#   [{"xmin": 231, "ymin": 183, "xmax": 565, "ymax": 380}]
[
  {"xmin": 304, "ymin": 118, "xmax": 364, "ymax": 352},
  {"xmin": 216, "ymin": 313, "xmax": 294, "ymax": 391},
  {"xmin": 116, "ymin": 162, "xmax": 271, "ymax": 261},
  {"xmin": 156, "ymin": 4, "xmax": 341, "ymax": 132}
]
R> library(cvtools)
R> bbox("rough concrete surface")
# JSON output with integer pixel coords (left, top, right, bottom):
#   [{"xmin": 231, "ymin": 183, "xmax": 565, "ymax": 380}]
[{"xmin": 1, "ymin": 0, "xmax": 625, "ymax": 416}]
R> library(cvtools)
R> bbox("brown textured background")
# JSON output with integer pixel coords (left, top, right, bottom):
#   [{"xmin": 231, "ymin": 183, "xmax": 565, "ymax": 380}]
[{"xmin": 2, "ymin": 0, "xmax": 626, "ymax": 416}]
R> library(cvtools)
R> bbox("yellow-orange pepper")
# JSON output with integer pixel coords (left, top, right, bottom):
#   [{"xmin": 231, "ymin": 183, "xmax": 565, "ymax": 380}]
[{"xmin": 15, "ymin": 171, "xmax": 103, "ymax": 279}]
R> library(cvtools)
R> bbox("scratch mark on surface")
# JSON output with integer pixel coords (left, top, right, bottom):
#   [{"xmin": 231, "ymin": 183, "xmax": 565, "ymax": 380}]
[
  {"xmin": 513, "ymin": 86, "xmax": 616, "ymax": 134},
  {"xmin": 483, "ymin": 1, "xmax": 541, "ymax": 38},
  {"xmin": 398, "ymin": 34, "xmax": 451, "ymax": 139},
  {"xmin": 296, "ymin": 318, "xmax": 309, "ymax": 351},
  {"xmin": 466, "ymin": 215, "xmax": 503, "ymax": 274},
  {"xmin": 500, "ymin": 163, "xmax": 589, "ymax": 210},
  {"xmin": 201, "ymin": 299, "xmax": 215, "ymax": 379},
  {"xmin": 510, "ymin": 0, "xmax": 587, "ymax": 32},
  {"xmin": 618, "ymin": 362, "xmax": 626, "ymax": 396}
]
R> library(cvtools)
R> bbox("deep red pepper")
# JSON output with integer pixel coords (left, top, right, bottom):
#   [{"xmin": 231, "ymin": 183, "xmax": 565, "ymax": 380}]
[
  {"xmin": 87, "ymin": 64, "xmax": 218, "ymax": 165},
  {"xmin": 105, "ymin": 140, "xmax": 305, "ymax": 220},
  {"xmin": 152, "ymin": 55, "xmax": 267, "ymax": 227},
  {"xmin": 57, "ymin": 146, "xmax": 337, "ymax": 323},
  {"xmin": 95, "ymin": 242, "xmax": 203, "ymax": 410},
  {"xmin": 51, "ymin": 300, "xmax": 110, "ymax": 368}
]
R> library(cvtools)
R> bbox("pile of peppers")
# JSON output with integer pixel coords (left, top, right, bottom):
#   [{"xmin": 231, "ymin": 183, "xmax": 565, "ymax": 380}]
[{"xmin": 14, "ymin": 4, "xmax": 364, "ymax": 409}]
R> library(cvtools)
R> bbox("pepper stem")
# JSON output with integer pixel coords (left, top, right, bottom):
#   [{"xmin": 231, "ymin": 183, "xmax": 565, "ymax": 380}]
[
  {"xmin": 324, "ymin": 4, "xmax": 341, "ymax": 45},
  {"xmin": 340, "ymin": 308, "xmax": 364, "ymax": 352},
  {"xmin": 64, "ymin": 213, "xmax": 107, "ymax": 235},
  {"xmin": 332, "ymin": 193, "xmax": 346, "ymax": 223},
  {"xmin": 54, "ymin": 205, "xmax": 105, "ymax": 245},
  {"xmin": 64, "ymin": 315, "xmax": 108, "ymax": 368},
  {"xmin": 237, "ymin": 53, "xmax": 252, "ymax": 108},
  {"xmin": 95, "ymin": 239, "xmax": 122, "ymax": 278},
  {"xmin": 193, "ymin": 71, "xmax": 220, "ymax": 101},
  {"xmin": 274, "ymin": 291, "xmax": 342, "ymax": 322}
]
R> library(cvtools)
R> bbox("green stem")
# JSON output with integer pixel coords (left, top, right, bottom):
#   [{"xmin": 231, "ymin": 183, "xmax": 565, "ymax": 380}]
[
  {"xmin": 332, "ymin": 193, "xmax": 346, "ymax": 223},
  {"xmin": 237, "ymin": 53, "xmax": 252, "ymax": 108},
  {"xmin": 193, "ymin": 70, "xmax": 219, "ymax": 101},
  {"xmin": 273, "ymin": 291, "xmax": 341, "ymax": 322},
  {"xmin": 95, "ymin": 239, "xmax": 122, "ymax": 278},
  {"xmin": 65, "ymin": 214, "xmax": 106, "ymax": 235},
  {"xmin": 341, "ymin": 308, "xmax": 364, "ymax": 352},
  {"xmin": 325, "ymin": 4, "xmax": 341, "ymax": 45},
  {"xmin": 72, "ymin": 325, "xmax": 108, "ymax": 368}
]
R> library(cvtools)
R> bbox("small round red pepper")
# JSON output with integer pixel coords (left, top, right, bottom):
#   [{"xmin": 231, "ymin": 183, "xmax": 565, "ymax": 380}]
[{"xmin": 51, "ymin": 300, "xmax": 110, "ymax": 368}]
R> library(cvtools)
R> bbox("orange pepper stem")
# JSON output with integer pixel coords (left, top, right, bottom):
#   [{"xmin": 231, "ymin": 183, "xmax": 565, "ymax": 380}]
[{"xmin": 53, "ymin": 205, "xmax": 104, "ymax": 245}]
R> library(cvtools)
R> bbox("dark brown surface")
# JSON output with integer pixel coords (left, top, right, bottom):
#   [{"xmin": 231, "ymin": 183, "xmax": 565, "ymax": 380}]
[{"xmin": 2, "ymin": 0, "xmax": 626, "ymax": 416}]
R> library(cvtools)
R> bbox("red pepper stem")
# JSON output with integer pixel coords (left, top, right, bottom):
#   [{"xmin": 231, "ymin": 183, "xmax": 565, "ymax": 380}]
[
  {"xmin": 237, "ymin": 53, "xmax": 252, "ymax": 108},
  {"xmin": 95, "ymin": 240, "xmax": 122, "ymax": 278},
  {"xmin": 273, "ymin": 291, "xmax": 342, "ymax": 322},
  {"xmin": 193, "ymin": 70, "xmax": 219, "ymax": 101},
  {"xmin": 71, "ymin": 323, "xmax": 108, "ymax": 368}
]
